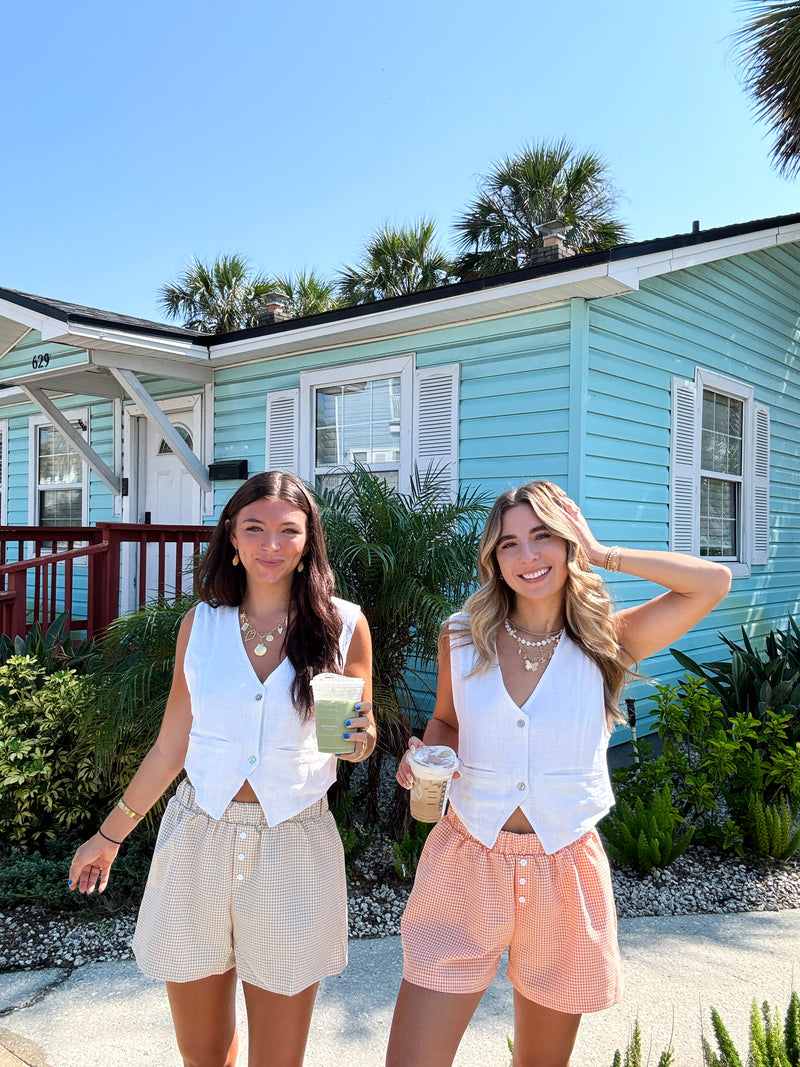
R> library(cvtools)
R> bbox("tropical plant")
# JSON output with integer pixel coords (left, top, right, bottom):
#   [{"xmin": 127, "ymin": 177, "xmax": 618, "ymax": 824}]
[
  {"xmin": 316, "ymin": 464, "xmax": 489, "ymax": 828},
  {"xmin": 158, "ymin": 253, "xmax": 276, "ymax": 333},
  {"xmin": 270, "ymin": 269, "xmax": 341, "ymax": 317},
  {"xmin": 79, "ymin": 594, "xmax": 196, "ymax": 788},
  {"xmin": 600, "ymin": 784, "xmax": 695, "ymax": 872},
  {"xmin": 453, "ymin": 138, "xmax": 628, "ymax": 279},
  {"xmin": 703, "ymin": 995, "xmax": 800, "ymax": 1067},
  {"xmin": 0, "ymin": 656, "xmax": 109, "ymax": 845},
  {"xmin": 0, "ymin": 611, "xmax": 101, "ymax": 674},
  {"xmin": 671, "ymin": 619, "xmax": 800, "ymax": 742},
  {"xmin": 337, "ymin": 219, "xmax": 454, "ymax": 305},
  {"xmin": 746, "ymin": 793, "xmax": 800, "ymax": 860},
  {"xmin": 734, "ymin": 1, "xmax": 800, "ymax": 177}
]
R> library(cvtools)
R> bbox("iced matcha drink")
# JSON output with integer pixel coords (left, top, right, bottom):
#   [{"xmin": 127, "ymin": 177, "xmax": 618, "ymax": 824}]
[{"xmin": 310, "ymin": 673, "xmax": 365, "ymax": 754}]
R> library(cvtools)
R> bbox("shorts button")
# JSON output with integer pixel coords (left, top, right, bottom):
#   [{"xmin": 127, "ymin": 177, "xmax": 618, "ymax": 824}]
[
  {"xmin": 519, "ymin": 896, "xmax": 526, "ymax": 903},
  {"xmin": 240, "ymin": 832, "xmax": 247, "ymax": 839},
  {"xmin": 519, "ymin": 877, "xmax": 526, "ymax": 884},
  {"xmin": 517, "ymin": 782, "xmax": 526, "ymax": 791},
  {"xmin": 255, "ymin": 694, "xmax": 263, "ymax": 701},
  {"xmin": 236, "ymin": 873, "xmax": 244, "ymax": 881},
  {"xmin": 520, "ymin": 858, "xmax": 527, "ymax": 867},
  {"xmin": 238, "ymin": 853, "xmax": 245, "ymax": 861},
  {"xmin": 517, "ymin": 719, "xmax": 525, "ymax": 727},
  {"xmin": 249, "ymin": 755, "xmax": 257, "ymax": 764}
]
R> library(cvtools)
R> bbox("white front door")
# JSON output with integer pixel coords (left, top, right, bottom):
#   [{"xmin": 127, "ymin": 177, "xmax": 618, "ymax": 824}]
[{"xmin": 122, "ymin": 399, "xmax": 203, "ymax": 610}]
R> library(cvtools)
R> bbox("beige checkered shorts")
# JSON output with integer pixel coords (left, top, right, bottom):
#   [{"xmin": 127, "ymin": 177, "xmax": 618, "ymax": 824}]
[
  {"xmin": 132, "ymin": 780, "xmax": 347, "ymax": 996},
  {"xmin": 401, "ymin": 809, "xmax": 624, "ymax": 1014}
]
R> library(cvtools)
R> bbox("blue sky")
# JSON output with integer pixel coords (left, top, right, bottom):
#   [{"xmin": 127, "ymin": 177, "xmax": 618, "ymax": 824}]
[{"xmin": 2, "ymin": 0, "xmax": 797, "ymax": 323}]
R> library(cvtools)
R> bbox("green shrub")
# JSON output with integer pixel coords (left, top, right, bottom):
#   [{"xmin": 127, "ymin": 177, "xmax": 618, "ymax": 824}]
[
  {"xmin": 331, "ymin": 787, "xmax": 372, "ymax": 873},
  {"xmin": 393, "ymin": 820, "xmax": 433, "ymax": 880},
  {"xmin": 0, "ymin": 656, "xmax": 110, "ymax": 846},
  {"xmin": 746, "ymin": 794, "xmax": 800, "ymax": 860},
  {"xmin": 703, "ymin": 995, "xmax": 800, "ymax": 1067},
  {"xmin": 612, "ymin": 1020, "xmax": 674, "ymax": 1067},
  {"xmin": 0, "ymin": 612, "xmax": 101, "ymax": 675},
  {"xmin": 601, "ymin": 784, "xmax": 695, "ymax": 872}
]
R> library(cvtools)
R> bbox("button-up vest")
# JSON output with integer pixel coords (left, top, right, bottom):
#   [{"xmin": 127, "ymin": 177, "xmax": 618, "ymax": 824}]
[
  {"xmin": 183, "ymin": 597, "xmax": 360, "ymax": 824},
  {"xmin": 447, "ymin": 615, "xmax": 615, "ymax": 853}
]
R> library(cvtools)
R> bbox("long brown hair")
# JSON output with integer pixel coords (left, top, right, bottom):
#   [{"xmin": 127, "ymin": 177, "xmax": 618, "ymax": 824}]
[
  {"xmin": 195, "ymin": 471, "xmax": 343, "ymax": 717},
  {"xmin": 449, "ymin": 480, "xmax": 629, "ymax": 725}
]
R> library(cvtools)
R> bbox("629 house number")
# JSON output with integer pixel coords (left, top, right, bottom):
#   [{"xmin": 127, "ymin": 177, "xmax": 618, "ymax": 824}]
[{"xmin": 31, "ymin": 353, "xmax": 50, "ymax": 369}]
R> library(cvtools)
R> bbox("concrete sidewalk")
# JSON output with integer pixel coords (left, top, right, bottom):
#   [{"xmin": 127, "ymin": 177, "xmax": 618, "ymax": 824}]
[{"xmin": 1, "ymin": 911, "xmax": 799, "ymax": 1066}]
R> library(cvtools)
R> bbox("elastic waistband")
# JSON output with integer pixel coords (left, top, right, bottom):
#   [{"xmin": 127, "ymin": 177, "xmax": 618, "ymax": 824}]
[
  {"xmin": 445, "ymin": 808, "xmax": 549, "ymax": 857},
  {"xmin": 176, "ymin": 779, "xmax": 328, "ymax": 826}
]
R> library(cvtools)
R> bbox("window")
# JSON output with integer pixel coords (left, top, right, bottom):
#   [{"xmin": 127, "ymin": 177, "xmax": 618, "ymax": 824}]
[
  {"xmin": 29, "ymin": 410, "xmax": 89, "ymax": 531},
  {"xmin": 266, "ymin": 355, "xmax": 460, "ymax": 497},
  {"xmin": 670, "ymin": 371, "xmax": 769, "ymax": 576}
]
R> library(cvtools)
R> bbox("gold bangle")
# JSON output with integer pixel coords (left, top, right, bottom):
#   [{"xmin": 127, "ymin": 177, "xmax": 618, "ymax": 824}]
[
  {"xmin": 117, "ymin": 798, "xmax": 144, "ymax": 821},
  {"xmin": 604, "ymin": 545, "xmax": 622, "ymax": 573}
]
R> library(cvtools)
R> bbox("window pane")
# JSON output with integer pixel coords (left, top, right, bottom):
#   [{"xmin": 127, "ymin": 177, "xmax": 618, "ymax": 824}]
[
  {"xmin": 700, "ymin": 477, "xmax": 738, "ymax": 557},
  {"xmin": 315, "ymin": 377, "xmax": 401, "ymax": 467},
  {"xmin": 38, "ymin": 425, "xmax": 82, "ymax": 484},
  {"xmin": 701, "ymin": 391, "xmax": 743, "ymax": 475},
  {"xmin": 39, "ymin": 489, "xmax": 83, "ymax": 527},
  {"xmin": 316, "ymin": 469, "xmax": 399, "ymax": 494}
]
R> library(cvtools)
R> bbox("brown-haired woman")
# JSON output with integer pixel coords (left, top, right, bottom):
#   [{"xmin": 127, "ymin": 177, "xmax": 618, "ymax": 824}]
[
  {"xmin": 387, "ymin": 480, "xmax": 730, "ymax": 1067},
  {"xmin": 69, "ymin": 471, "xmax": 375, "ymax": 1067}
]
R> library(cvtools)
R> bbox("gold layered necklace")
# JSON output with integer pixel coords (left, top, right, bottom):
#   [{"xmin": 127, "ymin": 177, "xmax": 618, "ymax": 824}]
[
  {"xmin": 503, "ymin": 618, "xmax": 563, "ymax": 673},
  {"xmin": 239, "ymin": 609, "xmax": 288, "ymax": 657}
]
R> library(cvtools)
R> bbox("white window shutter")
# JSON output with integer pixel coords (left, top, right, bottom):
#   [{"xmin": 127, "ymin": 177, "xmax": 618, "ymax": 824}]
[
  {"xmin": 266, "ymin": 389, "xmax": 299, "ymax": 474},
  {"xmin": 752, "ymin": 402, "xmax": 770, "ymax": 565},
  {"xmin": 413, "ymin": 363, "xmax": 460, "ymax": 498},
  {"xmin": 670, "ymin": 377, "xmax": 698, "ymax": 555}
]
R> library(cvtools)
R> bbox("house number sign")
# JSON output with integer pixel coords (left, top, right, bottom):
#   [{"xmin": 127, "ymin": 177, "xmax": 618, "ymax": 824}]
[{"xmin": 31, "ymin": 353, "xmax": 50, "ymax": 369}]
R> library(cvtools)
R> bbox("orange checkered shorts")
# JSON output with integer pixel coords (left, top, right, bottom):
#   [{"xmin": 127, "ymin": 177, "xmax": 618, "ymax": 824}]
[{"xmin": 400, "ymin": 809, "xmax": 623, "ymax": 1014}]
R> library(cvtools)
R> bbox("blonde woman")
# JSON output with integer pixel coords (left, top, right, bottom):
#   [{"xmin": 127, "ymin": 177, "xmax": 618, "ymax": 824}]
[{"xmin": 388, "ymin": 480, "xmax": 730, "ymax": 1067}]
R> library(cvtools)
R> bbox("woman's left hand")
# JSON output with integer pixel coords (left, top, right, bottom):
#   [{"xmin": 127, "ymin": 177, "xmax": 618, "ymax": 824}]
[{"xmin": 337, "ymin": 700, "xmax": 375, "ymax": 763}]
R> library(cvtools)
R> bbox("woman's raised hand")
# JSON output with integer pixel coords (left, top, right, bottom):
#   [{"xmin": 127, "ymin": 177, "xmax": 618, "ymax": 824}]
[{"xmin": 560, "ymin": 496, "xmax": 606, "ymax": 567}]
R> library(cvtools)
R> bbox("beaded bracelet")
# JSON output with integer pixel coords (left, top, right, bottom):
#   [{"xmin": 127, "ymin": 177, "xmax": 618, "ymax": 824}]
[
  {"xmin": 604, "ymin": 545, "xmax": 623, "ymax": 573},
  {"xmin": 117, "ymin": 798, "xmax": 144, "ymax": 821}
]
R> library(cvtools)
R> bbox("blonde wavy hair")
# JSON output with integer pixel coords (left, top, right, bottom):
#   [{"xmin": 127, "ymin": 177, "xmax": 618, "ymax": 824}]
[{"xmin": 447, "ymin": 480, "xmax": 629, "ymax": 725}]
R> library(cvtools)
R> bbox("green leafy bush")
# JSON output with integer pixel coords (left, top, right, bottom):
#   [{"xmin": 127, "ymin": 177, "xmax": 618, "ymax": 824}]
[
  {"xmin": 601, "ymin": 784, "xmax": 695, "ymax": 872},
  {"xmin": 703, "ymin": 995, "xmax": 800, "ymax": 1067},
  {"xmin": 331, "ymin": 787, "xmax": 372, "ymax": 873},
  {"xmin": 0, "ymin": 656, "xmax": 109, "ymax": 846},
  {"xmin": 0, "ymin": 612, "xmax": 101, "ymax": 675},
  {"xmin": 746, "ymin": 794, "xmax": 800, "ymax": 860},
  {"xmin": 392, "ymin": 820, "xmax": 433, "ymax": 880}
]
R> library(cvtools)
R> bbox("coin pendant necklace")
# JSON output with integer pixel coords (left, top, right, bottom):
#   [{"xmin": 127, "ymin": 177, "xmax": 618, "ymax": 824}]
[
  {"xmin": 503, "ymin": 618, "xmax": 563, "ymax": 673},
  {"xmin": 239, "ymin": 609, "xmax": 287, "ymax": 657}
]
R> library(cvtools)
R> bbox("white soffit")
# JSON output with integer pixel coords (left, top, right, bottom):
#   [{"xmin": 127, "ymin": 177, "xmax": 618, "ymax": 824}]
[{"xmin": 0, "ymin": 318, "xmax": 31, "ymax": 359}]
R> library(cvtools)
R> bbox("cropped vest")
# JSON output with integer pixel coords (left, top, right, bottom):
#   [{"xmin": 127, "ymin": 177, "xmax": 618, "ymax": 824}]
[
  {"xmin": 183, "ymin": 597, "xmax": 360, "ymax": 823},
  {"xmin": 447, "ymin": 615, "xmax": 615, "ymax": 853}
]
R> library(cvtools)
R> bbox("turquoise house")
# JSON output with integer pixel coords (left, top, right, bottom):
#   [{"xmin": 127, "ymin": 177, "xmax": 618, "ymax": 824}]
[{"xmin": 1, "ymin": 211, "xmax": 799, "ymax": 738}]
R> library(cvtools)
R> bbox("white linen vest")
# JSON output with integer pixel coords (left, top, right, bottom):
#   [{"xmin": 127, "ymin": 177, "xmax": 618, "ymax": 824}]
[
  {"xmin": 183, "ymin": 597, "xmax": 360, "ymax": 824},
  {"xmin": 447, "ymin": 616, "xmax": 615, "ymax": 853}
]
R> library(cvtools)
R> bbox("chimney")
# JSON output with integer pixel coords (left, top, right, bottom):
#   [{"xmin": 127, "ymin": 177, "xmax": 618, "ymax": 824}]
[
  {"xmin": 529, "ymin": 219, "xmax": 574, "ymax": 266},
  {"xmin": 257, "ymin": 292, "xmax": 292, "ymax": 326}
]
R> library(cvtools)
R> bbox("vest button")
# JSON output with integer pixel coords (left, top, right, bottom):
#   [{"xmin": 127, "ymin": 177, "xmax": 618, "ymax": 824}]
[
  {"xmin": 249, "ymin": 755, "xmax": 257, "ymax": 764},
  {"xmin": 517, "ymin": 719, "xmax": 526, "ymax": 728},
  {"xmin": 255, "ymin": 694, "xmax": 263, "ymax": 700},
  {"xmin": 517, "ymin": 781, "xmax": 526, "ymax": 791}
]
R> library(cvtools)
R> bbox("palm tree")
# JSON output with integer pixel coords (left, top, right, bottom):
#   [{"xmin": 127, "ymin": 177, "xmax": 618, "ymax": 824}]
[
  {"xmin": 316, "ymin": 465, "xmax": 490, "ymax": 829},
  {"xmin": 158, "ymin": 253, "xmax": 275, "ymax": 333},
  {"xmin": 337, "ymin": 219, "xmax": 454, "ymax": 305},
  {"xmin": 734, "ymin": 1, "xmax": 800, "ymax": 177},
  {"xmin": 270, "ymin": 269, "xmax": 341, "ymax": 318},
  {"xmin": 453, "ymin": 139, "xmax": 628, "ymax": 279}
]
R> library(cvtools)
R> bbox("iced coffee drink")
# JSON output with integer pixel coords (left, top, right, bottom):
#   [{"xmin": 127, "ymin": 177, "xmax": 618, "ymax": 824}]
[{"xmin": 408, "ymin": 745, "xmax": 459, "ymax": 822}]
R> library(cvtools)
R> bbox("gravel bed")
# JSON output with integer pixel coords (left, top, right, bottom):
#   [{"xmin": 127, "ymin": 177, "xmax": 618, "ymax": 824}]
[{"xmin": 1, "ymin": 842, "xmax": 798, "ymax": 973}]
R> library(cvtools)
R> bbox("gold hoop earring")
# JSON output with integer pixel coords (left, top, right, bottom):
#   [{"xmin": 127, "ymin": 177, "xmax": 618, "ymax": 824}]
[
  {"xmin": 297, "ymin": 560, "xmax": 304, "ymax": 573},
  {"xmin": 232, "ymin": 552, "xmax": 240, "ymax": 567}
]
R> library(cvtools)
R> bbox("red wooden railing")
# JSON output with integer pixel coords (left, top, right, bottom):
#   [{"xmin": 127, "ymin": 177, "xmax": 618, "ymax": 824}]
[{"xmin": 0, "ymin": 523, "xmax": 214, "ymax": 641}]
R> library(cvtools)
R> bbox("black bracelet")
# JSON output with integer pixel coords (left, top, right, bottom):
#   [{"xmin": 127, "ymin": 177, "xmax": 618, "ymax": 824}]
[{"xmin": 98, "ymin": 828, "xmax": 123, "ymax": 846}]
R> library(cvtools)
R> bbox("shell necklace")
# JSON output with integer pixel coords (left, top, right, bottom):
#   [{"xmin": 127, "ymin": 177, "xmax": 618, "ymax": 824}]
[
  {"xmin": 503, "ymin": 618, "xmax": 563, "ymax": 673},
  {"xmin": 239, "ymin": 609, "xmax": 287, "ymax": 657}
]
